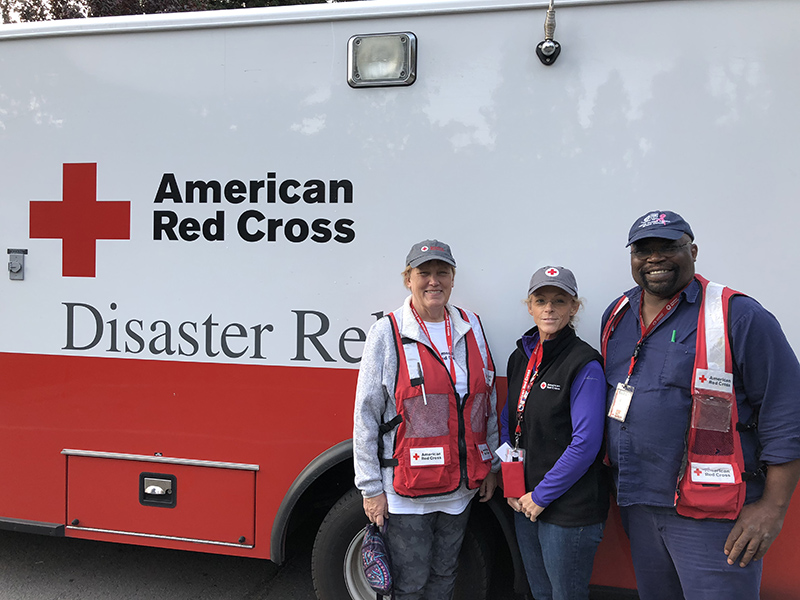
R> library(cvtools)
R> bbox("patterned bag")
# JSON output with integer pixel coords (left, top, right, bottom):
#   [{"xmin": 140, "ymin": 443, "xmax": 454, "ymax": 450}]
[{"xmin": 361, "ymin": 523, "xmax": 393, "ymax": 596}]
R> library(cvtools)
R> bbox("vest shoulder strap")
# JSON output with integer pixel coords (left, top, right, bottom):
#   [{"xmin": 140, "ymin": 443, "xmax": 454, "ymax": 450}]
[
  {"xmin": 600, "ymin": 295, "xmax": 631, "ymax": 359},
  {"xmin": 454, "ymin": 306, "xmax": 494, "ymax": 373}
]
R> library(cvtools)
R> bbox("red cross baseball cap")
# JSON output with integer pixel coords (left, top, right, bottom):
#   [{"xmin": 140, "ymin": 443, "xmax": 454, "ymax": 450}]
[
  {"xmin": 627, "ymin": 210, "xmax": 694, "ymax": 246},
  {"xmin": 528, "ymin": 266, "xmax": 578, "ymax": 297},
  {"xmin": 406, "ymin": 239, "xmax": 457, "ymax": 269}
]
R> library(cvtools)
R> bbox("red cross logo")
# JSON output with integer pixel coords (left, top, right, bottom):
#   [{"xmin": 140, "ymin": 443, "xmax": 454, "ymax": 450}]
[
  {"xmin": 693, "ymin": 468, "xmax": 702, "ymax": 476},
  {"xmin": 413, "ymin": 453, "xmax": 420, "ymax": 461},
  {"xmin": 698, "ymin": 375, "xmax": 707, "ymax": 384},
  {"xmin": 30, "ymin": 163, "xmax": 130, "ymax": 278},
  {"xmin": 546, "ymin": 268, "xmax": 559, "ymax": 276}
]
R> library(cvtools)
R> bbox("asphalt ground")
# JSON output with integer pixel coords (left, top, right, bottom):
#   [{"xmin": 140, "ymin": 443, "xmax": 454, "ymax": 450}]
[{"xmin": 0, "ymin": 529, "xmax": 316, "ymax": 600}]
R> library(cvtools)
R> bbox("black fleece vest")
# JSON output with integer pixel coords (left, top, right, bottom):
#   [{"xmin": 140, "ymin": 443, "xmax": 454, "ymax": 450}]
[{"xmin": 508, "ymin": 326, "xmax": 609, "ymax": 526}]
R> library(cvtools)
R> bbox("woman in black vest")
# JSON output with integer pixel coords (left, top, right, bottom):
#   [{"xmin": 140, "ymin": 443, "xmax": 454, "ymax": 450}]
[{"xmin": 502, "ymin": 266, "xmax": 608, "ymax": 600}]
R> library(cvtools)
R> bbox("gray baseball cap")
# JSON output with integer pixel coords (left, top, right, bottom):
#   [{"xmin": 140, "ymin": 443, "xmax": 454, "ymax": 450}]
[
  {"xmin": 528, "ymin": 266, "xmax": 578, "ymax": 297},
  {"xmin": 405, "ymin": 239, "xmax": 456, "ymax": 269}
]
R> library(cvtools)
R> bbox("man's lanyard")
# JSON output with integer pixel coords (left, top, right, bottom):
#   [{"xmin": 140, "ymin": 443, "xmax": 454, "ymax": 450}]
[
  {"xmin": 513, "ymin": 341, "xmax": 542, "ymax": 449},
  {"xmin": 623, "ymin": 290, "xmax": 683, "ymax": 385},
  {"xmin": 410, "ymin": 303, "xmax": 457, "ymax": 384}
]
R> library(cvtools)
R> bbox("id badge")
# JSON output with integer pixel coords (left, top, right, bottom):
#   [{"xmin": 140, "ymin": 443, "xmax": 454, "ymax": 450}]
[
  {"xmin": 477, "ymin": 443, "xmax": 493, "ymax": 462},
  {"xmin": 608, "ymin": 382, "xmax": 634, "ymax": 422},
  {"xmin": 495, "ymin": 442, "xmax": 525, "ymax": 463}
]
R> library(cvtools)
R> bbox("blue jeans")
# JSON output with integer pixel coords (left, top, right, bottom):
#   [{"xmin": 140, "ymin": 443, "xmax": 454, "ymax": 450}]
[
  {"xmin": 514, "ymin": 512, "xmax": 604, "ymax": 600},
  {"xmin": 620, "ymin": 504, "xmax": 762, "ymax": 600}
]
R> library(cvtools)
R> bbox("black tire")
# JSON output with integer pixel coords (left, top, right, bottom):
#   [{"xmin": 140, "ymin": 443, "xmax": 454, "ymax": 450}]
[
  {"xmin": 312, "ymin": 487, "xmax": 372, "ymax": 600},
  {"xmin": 311, "ymin": 487, "xmax": 491, "ymax": 600}
]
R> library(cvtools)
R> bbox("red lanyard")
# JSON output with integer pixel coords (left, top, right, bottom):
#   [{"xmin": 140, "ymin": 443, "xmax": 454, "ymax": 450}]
[
  {"xmin": 513, "ymin": 341, "xmax": 542, "ymax": 445},
  {"xmin": 623, "ymin": 291, "xmax": 683, "ymax": 383},
  {"xmin": 411, "ymin": 303, "xmax": 457, "ymax": 384}
]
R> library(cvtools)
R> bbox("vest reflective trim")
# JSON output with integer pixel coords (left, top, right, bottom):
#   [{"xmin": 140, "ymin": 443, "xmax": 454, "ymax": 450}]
[
  {"xmin": 462, "ymin": 309, "xmax": 489, "ymax": 371},
  {"xmin": 600, "ymin": 295, "xmax": 630, "ymax": 360},
  {"xmin": 695, "ymin": 280, "xmax": 734, "ymax": 395},
  {"xmin": 402, "ymin": 330, "xmax": 423, "ymax": 379}
]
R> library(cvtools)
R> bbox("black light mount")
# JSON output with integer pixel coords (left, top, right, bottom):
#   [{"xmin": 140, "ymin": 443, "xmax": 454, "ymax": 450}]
[{"xmin": 536, "ymin": 0, "xmax": 561, "ymax": 66}]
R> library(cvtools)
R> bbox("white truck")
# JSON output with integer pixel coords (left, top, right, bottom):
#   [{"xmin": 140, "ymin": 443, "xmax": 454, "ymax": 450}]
[{"xmin": 1, "ymin": 0, "xmax": 799, "ymax": 597}]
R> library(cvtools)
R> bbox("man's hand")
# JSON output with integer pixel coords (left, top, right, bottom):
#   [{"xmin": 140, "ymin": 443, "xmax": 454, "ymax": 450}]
[
  {"xmin": 479, "ymin": 471, "xmax": 497, "ymax": 502},
  {"xmin": 724, "ymin": 459, "xmax": 800, "ymax": 567},
  {"xmin": 724, "ymin": 500, "xmax": 784, "ymax": 567},
  {"xmin": 363, "ymin": 493, "xmax": 389, "ymax": 528}
]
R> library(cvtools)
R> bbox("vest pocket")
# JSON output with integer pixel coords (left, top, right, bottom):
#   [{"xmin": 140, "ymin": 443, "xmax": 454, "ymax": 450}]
[
  {"xmin": 398, "ymin": 444, "xmax": 453, "ymax": 492},
  {"xmin": 467, "ymin": 441, "xmax": 492, "ymax": 487},
  {"xmin": 470, "ymin": 392, "xmax": 489, "ymax": 435},
  {"xmin": 677, "ymin": 477, "xmax": 745, "ymax": 520},
  {"xmin": 402, "ymin": 393, "xmax": 450, "ymax": 438}
]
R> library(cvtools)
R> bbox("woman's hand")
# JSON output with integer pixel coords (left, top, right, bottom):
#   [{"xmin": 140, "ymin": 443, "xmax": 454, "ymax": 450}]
[
  {"xmin": 479, "ymin": 471, "xmax": 497, "ymax": 502},
  {"xmin": 363, "ymin": 493, "xmax": 389, "ymax": 527},
  {"xmin": 519, "ymin": 492, "xmax": 545, "ymax": 522},
  {"xmin": 507, "ymin": 497, "xmax": 523, "ymax": 512}
]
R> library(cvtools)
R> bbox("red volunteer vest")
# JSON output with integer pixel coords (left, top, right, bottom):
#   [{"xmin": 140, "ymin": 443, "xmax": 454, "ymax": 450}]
[
  {"xmin": 601, "ymin": 275, "xmax": 747, "ymax": 520},
  {"xmin": 676, "ymin": 275, "xmax": 746, "ymax": 520},
  {"xmin": 388, "ymin": 307, "xmax": 495, "ymax": 497}
]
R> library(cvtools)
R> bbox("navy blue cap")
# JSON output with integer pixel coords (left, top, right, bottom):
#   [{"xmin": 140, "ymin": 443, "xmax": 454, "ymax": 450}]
[{"xmin": 627, "ymin": 211, "xmax": 694, "ymax": 247}]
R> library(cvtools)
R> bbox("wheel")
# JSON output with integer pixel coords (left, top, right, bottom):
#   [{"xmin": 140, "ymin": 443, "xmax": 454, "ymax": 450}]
[
  {"xmin": 311, "ymin": 487, "xmax": 373, "ymax": 600},
  {"xmin": 311, "ymin": 486, "xmax": 492, "ymax": 600}
]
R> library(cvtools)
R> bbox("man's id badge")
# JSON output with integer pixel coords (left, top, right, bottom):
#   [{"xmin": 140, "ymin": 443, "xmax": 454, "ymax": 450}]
[{"xmin": 608, "ymin": 383, "xmax": 634, "ymax": 422}]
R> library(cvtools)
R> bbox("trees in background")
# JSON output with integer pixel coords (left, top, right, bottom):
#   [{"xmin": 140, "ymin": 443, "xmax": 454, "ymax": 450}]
[{"xmin": 2, "ymin": 0, "xmax": 338, "ymax": 22}]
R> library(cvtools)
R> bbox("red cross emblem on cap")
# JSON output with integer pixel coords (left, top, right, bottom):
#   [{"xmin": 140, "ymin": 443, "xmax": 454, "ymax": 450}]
[
  {"xmin": 698, "ymin": 375, "xmax": 707, "ymax": 384},
  {"xmin": 546, "ymin": 267, "xmax": 559, "ymax": 276},
  {"xmin": 694, "ymin": 467, "xmax": 702, "ymax": 476},
  {"xmin": 413, "ymin": 453, "xmax": 420, "ymax": 460},
  {"xmin": 421, "ymin": 246, "xmax": 429, "ymax": 252},
  {"xmin": 29, "ymin": 163, "xmax": 130, "ymax": 278}
]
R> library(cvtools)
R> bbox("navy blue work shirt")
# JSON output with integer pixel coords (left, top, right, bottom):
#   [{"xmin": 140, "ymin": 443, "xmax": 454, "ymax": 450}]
[{"xmin": 602, "ymin": 277, "xmax": 800, "ymax": 507}]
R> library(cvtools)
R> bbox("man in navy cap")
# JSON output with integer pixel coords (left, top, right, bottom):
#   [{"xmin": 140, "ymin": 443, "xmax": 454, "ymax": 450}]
[{"xmin": 600, "ymin": 210, "xmax": 800, "ymax": 600}]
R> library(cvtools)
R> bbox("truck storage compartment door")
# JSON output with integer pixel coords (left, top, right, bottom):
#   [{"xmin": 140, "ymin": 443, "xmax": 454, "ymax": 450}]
[{"xmin": 64, "ymin": 450, "xmax": 257, "ymax": 548}]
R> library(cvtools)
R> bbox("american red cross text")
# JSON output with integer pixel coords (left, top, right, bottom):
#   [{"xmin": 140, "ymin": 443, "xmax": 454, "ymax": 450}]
[{"xmin": 30, "ymin": 163, "xmax": 130, "ymax": 277}]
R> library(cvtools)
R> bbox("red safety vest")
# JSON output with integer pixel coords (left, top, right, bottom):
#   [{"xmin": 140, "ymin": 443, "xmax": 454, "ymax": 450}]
[
  {"xmin": 601, "ymin": 275, "xmax": 747, "ymax": 520},
  {"xmin": 676, "ymin": 275, "xmax": 746, "ymax": 520},
  {"xmin": 387, "ymin": 307, "xmax": 495, "ymax": 497}
]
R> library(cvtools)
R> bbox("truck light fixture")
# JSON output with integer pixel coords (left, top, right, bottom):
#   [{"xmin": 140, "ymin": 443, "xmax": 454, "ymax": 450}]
[{"xmin": 347, "ymin": 32, "xmax": 417, "ymax": 88}]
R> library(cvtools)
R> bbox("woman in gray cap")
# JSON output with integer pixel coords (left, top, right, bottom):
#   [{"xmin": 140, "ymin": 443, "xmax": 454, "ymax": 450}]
[
  {"xmin": 500, "ymin": 266, "xmax": 608, "ymax": 600},
  {"xmin": 353, "ymin": 239, "xmax": 500, "ymax": 599}
]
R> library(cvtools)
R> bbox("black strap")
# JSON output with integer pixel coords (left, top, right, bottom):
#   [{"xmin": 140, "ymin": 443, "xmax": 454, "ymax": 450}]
[
  {"xmin": 742, "ymin": 463, "xmax": 768, "ymax": 482},
  {"xmin": 377, "ymin": 415, "xmax": 403, "ymax": 468},
  {"xmin": 736, "ymin": 416, "xmax": 762, "ymax": 480}
]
